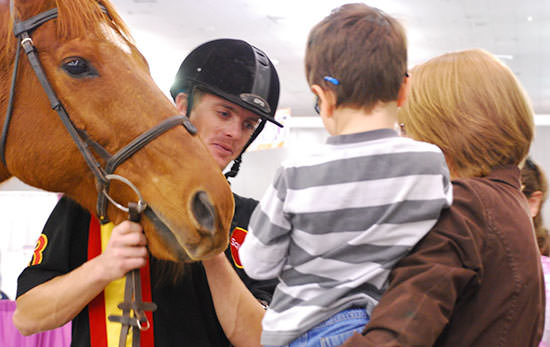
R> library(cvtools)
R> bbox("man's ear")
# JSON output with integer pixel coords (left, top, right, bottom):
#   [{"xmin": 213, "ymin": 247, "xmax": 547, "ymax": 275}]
[
  {"xmin": 397, "ymin": 74, "xmax": 410, "ymax": 107},
  {"xmin": 311, "ymin": 84, "xmax": 337, "ymax": 117},
  {"xmin": 528, "ymin": 190, "xmax": 544, "ymax": 218},
  {"xmin": 175, "ymin": 93, "xmax": 189, "ymax": 115}
]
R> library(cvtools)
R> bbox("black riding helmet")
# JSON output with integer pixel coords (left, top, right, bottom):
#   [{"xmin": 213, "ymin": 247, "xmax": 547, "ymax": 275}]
[{"xmin": 170, "ymin": 39, "xmax": 282, "ymax": 179}]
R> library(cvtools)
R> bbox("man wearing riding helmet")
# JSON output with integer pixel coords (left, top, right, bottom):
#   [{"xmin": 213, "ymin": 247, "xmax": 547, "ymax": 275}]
[
  {"xmin": 170, "ymin": 38, "xmax": 282, "ymax": 178},
  {"xmin": 14, "ymin": 38, "xmax": 281, "ymax": 346},
  {"xmin": 170, "ymin": 38, "xmax": 281, "ymax": 309}
]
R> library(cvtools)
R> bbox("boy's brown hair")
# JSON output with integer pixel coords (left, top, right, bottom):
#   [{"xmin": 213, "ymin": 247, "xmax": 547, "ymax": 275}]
[
  {"xmin": 399, "ymin": 49, "xmax": 534, "ymax": 178},
  {"xmin": 305, "ymin": 3, "xmax": 407, "ymax": 112}
]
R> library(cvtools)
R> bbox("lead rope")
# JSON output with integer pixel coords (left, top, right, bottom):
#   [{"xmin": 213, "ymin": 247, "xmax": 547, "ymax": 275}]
[{"xmin": 108, "ymin": 202, "xmax": 157, "ymax": 347}]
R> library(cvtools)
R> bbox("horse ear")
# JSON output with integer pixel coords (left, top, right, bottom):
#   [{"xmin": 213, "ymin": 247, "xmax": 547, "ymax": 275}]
[{"xmin": 175, "ymin": 93, "xmax": 189, "ymax": 115}]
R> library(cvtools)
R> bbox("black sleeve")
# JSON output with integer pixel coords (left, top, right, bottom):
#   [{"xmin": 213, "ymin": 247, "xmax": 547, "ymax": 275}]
[
  {"xmin": 16, "ymin": 196, "xmax": 90, "ymax": 298},
  {"xmin": 224, "ymin": 193, "xmax": 278, "ymax": 304}
]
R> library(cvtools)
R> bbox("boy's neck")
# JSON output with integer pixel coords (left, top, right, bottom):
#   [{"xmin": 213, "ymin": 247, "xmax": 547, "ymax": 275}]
[{"xmin": 329, "ymin": 101, "xmax": 399, "ymax": 135}]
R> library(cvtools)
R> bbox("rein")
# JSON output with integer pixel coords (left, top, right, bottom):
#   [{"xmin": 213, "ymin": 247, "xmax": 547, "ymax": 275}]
[
  {"xmin": 107, "ymin": 203, "xmax": 158, "ymax": 347},
  {"xmin": 3, "ymin": 2, "xmax": 196, "ymax": 345}
]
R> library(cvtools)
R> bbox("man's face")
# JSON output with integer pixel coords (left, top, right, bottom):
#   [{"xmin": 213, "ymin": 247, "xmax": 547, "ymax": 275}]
[{"xmin": 176, "ymin": 92, "xmax": 261, "ymax": 170}]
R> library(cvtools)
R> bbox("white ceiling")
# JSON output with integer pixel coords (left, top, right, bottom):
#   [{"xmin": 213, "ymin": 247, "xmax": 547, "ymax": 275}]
[{"xmin": 110, "ymin": 0, "xmax": 550, "ymax": 117}]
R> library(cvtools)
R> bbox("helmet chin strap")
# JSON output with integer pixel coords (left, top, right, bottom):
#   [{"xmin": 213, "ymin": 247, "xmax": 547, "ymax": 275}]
[
  {"xmin": 185, "ymin": 88, "xmax": 195, "ymax": 118},
  {"xmin": 224, "ymin": 155, "xmax": 241, "ymax": 180}
]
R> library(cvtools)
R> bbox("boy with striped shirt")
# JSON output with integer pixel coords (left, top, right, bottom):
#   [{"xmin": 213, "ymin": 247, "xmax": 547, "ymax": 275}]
[{"xmin": 239, "ymin": 4, "xmax": 453, "ymax": 346}]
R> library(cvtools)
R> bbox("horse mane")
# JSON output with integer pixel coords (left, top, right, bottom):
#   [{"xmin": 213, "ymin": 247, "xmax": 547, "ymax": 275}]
[
  {"xmin": 1, "ymin": 0, "xmax": 135, "ymax": 67},
  {"xmin": 0, "ymin": 6, "xmax": 15, "ymax": 68}
]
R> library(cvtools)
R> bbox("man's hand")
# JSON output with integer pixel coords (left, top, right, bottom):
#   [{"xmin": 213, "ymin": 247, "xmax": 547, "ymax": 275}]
[{"xmin": 96, "ymin": 221, "xmax": 148, "ymax": 282}]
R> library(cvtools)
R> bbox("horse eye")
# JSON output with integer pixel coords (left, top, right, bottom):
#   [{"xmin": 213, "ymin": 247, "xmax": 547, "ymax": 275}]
[{"xmin": 61, "ymin": 57, "xmax": 98, "ymax": 78}]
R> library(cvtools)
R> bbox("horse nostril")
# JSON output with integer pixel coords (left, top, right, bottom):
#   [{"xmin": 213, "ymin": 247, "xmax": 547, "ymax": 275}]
[{"xmin": 191, "ymin": 191, "xmax": 215, "ymax": 233}]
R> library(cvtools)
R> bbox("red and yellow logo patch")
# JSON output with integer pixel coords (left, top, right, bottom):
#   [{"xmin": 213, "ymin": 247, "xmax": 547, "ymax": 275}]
[
  {"xmin": 30, "ymin": 234, "xmax": 48, "ymax": 266},
  {"xmin": 230, "ymin": 227, "xmax": 248, "ymax": 268}
]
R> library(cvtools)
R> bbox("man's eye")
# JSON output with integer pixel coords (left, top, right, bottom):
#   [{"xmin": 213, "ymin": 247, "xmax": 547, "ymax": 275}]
[
  {"xmin": 217, "ymin": 111, "xmax": 230, "ymax": 118},
  {"xmin": 243, "ymin": 121, "xmax": 256, "ymax": 131}
]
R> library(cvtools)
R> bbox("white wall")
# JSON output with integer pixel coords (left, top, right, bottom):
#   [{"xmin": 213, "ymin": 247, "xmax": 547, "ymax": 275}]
[
  {"xmin": 231, "ymin": 126, "xmax": 329, "ymax": 200},
  {"xmin": 0, "ymin": 191, "xmax": 59, "ymax": 299}
]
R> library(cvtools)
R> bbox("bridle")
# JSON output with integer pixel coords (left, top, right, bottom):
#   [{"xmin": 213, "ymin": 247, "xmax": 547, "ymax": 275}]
[
  {"xmin": 3, "ymin": 4, "xmax": 198, "ymax": 221},
  {"xmin": 3, "ymin": 2, "xmax": 196, "ymax": 345}
]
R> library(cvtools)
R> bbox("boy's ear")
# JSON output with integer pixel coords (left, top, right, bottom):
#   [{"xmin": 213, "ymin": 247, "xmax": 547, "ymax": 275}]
[
  {"xmin": 311, "ymin": 84, "xmax": 337, "ymax": 117},
  {"xmin": 175, "ymin": 93, "xmax": 189, "ymax": 115},
  {"xmin": 397, "ymin": 74, "xmax": 410, "ymax": 107}
]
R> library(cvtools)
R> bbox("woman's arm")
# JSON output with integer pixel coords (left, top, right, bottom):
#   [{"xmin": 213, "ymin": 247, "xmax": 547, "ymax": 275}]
[
  {"xmin": 343, "ymin": 227, "xmax": 478, "ymax": 346},
  {"xmin": 343, "ymin": 183, "xmax": 483, "ymax": 346}
]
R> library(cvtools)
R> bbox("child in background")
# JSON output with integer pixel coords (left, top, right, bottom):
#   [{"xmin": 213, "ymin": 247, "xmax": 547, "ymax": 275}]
[
  {"xmin": 520, "ymin": 157, "xmax": 550, "ymax": 346},
  {"xmin": 521, "ymin": 157, "xmax": 549, "ymax": 255},
  {"xmin": 239, "ymin": 3, "xmax": 453, "ymax": 346}
]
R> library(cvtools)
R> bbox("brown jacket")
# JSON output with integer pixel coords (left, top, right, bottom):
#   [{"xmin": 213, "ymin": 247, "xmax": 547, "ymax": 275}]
[{"xmin": 343, "ymin": 166, "xmax": 545, "ymax": 347}]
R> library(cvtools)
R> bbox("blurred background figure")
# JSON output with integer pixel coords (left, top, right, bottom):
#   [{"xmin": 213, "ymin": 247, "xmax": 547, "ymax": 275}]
[
  {"xmin": 521, "ymin": 157, "xmax": 550, "ymax": 347},
  {"xmin": 521, "ymin": 157, "xmax": 549, "ymax": 255}
]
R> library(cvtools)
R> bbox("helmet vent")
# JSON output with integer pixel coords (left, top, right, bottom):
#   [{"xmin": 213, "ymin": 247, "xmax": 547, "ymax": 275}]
[
  {"xmin": 256, "ymin": 51, "xmax": 269, "ymax": 67},
  {"xmin": 250, "ymin": 46, "xmax": 271, "ymax": 109}
]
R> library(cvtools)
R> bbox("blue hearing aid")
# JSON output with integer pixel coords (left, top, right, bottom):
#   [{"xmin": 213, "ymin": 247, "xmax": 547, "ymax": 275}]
[{"xmin": 323, "ymin": 76, "xmax": 340, "ymax": 85}]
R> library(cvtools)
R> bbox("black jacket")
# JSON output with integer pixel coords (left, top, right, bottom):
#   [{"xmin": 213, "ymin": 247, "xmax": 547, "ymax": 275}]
[{"xmin": 17, "ymin": 194, "xmax": 276, "ymax": 346}]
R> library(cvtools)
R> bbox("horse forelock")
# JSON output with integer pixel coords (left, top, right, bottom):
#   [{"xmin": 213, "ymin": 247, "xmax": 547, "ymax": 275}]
[
  {"xmin": 0, "ymin": 0, "xmax": 134, "ymax": 57},
  {"xmin": 56, "ymin": 0, "xmax": 134, "ymax": 44}
]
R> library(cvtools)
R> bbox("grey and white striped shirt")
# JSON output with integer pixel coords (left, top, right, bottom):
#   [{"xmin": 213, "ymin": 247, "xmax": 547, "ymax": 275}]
[{"xmin": 240, "ymin": 128, "xmax": 453, "ymax": 346}]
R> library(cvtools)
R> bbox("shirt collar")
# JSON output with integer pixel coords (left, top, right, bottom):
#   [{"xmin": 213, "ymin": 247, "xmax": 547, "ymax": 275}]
[
  {"xmin": 484, "ymin": 165, "xmax": 521, "ymax": 190},
  {"xmin": 326, "ymin": 128, "xmax": 398, "ymax": 145}
]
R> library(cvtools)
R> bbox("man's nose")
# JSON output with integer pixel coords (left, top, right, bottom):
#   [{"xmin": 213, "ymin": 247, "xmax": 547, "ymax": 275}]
[{"xmin": 224, "ymin": 118, "xmax": 243, "ymax": 138}]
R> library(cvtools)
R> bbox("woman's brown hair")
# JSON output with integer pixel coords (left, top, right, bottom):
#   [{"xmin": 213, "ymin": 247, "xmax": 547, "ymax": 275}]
[{"xmin": 398, "ymin": 49, "xmax": 534, "ymax": 178}]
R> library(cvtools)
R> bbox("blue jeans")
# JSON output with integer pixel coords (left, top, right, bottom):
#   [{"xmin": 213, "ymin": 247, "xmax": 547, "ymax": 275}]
[{"xmin": 286, "ymin": 308, "xmax": 369, "ymax": 347}]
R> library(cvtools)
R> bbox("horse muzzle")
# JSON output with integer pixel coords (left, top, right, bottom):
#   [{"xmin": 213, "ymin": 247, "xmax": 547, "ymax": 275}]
[{"xmin": 142, "ymin": 190, "xmax": 230, "ymax": 262}]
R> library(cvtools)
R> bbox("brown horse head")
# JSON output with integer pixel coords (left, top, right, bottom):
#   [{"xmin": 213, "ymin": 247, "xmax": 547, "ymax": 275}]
[{"xmin": 0, "ymin": 0, "xmax": 234, "ymax": 262}]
